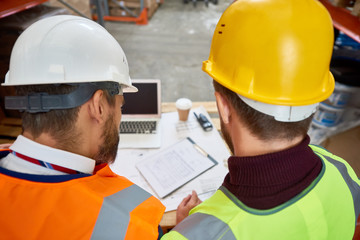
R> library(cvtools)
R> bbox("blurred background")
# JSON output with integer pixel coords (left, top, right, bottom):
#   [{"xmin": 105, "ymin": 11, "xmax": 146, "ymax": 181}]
[{"xmin": 0, "ymin": 0, "xmax": 360, "ymax": 173}]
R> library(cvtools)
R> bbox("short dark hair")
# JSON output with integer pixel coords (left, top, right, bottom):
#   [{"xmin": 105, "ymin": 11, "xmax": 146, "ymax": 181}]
[
  {"xmin": 16, "ymin": 83, "xmax": 116, "ymax": 142},
  {"xmin": 213, "ymin": 80, "xmax": 312, "ymax": 141}
]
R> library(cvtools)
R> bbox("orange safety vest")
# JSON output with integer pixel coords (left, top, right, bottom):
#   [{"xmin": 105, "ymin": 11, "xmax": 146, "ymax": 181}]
[{"xmin": 0, "ymin": 150, "xmax": 165, "ymax": 240}]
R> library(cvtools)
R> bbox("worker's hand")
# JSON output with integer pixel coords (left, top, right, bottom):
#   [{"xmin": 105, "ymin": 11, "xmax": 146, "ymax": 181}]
[
  {"xmin": 176, "ymin": 190, "xmax": 202, "ymax": 224},
  {"xmin": 0, "ymin": 143, "xmax": 12, "ymax": 149}
]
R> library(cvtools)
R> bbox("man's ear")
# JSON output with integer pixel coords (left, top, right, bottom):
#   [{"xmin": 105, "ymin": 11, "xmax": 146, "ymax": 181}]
[
  {"xmin": 87, "ymin": 90, "xmax": 106, "ymax": 124},
  {"xmin": 214, "ymin": 91, "xmax": 231, "ymax": 124}
]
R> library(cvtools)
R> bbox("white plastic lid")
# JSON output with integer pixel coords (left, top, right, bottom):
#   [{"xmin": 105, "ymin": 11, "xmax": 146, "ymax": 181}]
[{"xmin": 176, "ymin": 98, "xmax": 192, "ymax": 110}]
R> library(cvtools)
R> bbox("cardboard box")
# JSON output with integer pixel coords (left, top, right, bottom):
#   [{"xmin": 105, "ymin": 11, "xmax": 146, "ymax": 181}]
[
  {"xmin": 48, "ymin": 0, "xmax": 91, "ymax": 18},
  {"xmin": 109, "ymin": 7, "xmax": 140, "ymax": 17},
  {"xmin": 109, "ymin": 0, "xmax": 143, "ymax": 8},
  {"xmin": 109, "ymin": 0, "xmax": 156, "ymax": 9},
  {"xmin": 147, "ymin": 0, "xmax": 158, "ymax": 19},
  {"xmin": 330, "ymin": 0, "xmax": 353, "ymax": 7},
  {"xmin": 352, "ymin": 0, "xmax": 360, "ymax": 17},
  {"xmin": 322, "ymin": 125, "xmax": 360, "ymax": 178}
]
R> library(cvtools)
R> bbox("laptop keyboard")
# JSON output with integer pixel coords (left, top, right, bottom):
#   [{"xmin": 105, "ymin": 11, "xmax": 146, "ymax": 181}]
[{"xmin": 120, "ymin": 121, "xmax": 157, "ymax": 134}]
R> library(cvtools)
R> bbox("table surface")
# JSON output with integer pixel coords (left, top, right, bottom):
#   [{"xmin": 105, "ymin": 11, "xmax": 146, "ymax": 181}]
[
  {"xmin": 159, "ymin": 101, "xmax": 221, "ymax": 230},
  {"xmin": 162, "ymin": 101, "xmax": 220, "ymax": 130}
]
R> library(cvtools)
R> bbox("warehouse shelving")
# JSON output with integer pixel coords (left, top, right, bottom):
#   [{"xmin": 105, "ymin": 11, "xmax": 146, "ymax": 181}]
[
  {"xmin": 0, "ymin": 0, "xmax": 47, "ymax": 18},
  {"xmin": 319, "ymin": 0, "xmax": 360, "ymax": 43}
]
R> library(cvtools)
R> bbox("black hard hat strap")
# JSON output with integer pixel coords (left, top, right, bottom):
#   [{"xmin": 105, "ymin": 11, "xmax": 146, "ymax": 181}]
[{"xmin": 5, "ymin": 82, "xmax": 121, "ymax": 113}]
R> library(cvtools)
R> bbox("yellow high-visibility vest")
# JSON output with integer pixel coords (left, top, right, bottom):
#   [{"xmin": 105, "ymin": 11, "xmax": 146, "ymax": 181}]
[{"xmin": 163, "ymin": 145, "xmax": 360, "ymax": 240}]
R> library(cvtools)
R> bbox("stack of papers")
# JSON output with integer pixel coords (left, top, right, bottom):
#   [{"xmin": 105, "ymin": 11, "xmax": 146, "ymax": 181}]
[{"xmin": 136, "ymin": 137, "xmax": 218, "ymax": 198}]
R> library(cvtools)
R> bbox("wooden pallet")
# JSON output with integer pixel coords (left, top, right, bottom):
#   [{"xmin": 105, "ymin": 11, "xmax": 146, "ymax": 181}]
[
  {"xmin": 0, "ymin": 117, "xmax": 21, "ymax": 144},
  {"xmin": 353, "ymin": 0, "xmax": 360, "ymax": 17}
]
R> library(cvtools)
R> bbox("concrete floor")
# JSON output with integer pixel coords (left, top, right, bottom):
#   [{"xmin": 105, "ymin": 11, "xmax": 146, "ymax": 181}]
[{"xmin": 104, "ymin": 0, "xmax": 232, "ymax": 102}]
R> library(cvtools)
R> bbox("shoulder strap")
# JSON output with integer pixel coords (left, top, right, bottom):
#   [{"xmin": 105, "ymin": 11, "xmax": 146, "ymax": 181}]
[{"xmin": 310, "ymin": 144, "xmax": 360, "ymax": 224}]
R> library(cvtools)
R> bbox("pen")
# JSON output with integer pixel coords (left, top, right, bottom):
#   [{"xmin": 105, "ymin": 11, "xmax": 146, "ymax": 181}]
[
  {"xmin": 187, "ymin": 137, "xmax": 217, "ymax": 165},
  {"xmin": 193, "ymin": 143, "xmax": 208, "ymax": 157},
  {"xmin": 187, "ymin": 137, "xmax": 207, "ymax": 157}
]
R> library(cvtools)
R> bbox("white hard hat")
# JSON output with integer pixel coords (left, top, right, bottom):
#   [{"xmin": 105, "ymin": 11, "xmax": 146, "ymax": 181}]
[{"xmin": 2, "ymin": 15, "xmax": 137, "ymax": 93}]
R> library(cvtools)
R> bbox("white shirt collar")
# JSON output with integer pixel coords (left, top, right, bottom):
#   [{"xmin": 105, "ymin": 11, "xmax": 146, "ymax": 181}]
[{"xmin": 9, "ymin": 135, "xmax": 95, "ymax": 174}]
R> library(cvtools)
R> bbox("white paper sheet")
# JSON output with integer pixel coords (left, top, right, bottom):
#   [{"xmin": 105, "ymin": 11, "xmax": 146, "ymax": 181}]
[
  {"xmin": 136, "ymin": 137, "xmax": 218, "ymax": 198},
  {"xmin": 111, "ymin": 106, "xmax": 230, "ymax": 212}
]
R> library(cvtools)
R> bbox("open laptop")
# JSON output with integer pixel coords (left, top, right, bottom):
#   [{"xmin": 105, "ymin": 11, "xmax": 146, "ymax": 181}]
[{"xmin": 118, "ymin": 79, "xmax": 162, "ymax": 149}]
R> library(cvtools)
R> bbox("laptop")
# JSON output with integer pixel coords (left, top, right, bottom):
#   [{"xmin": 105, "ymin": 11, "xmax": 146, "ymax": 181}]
[{"xmin": 118, "ymin": 79, "xmax": 162, "ymax": 149}]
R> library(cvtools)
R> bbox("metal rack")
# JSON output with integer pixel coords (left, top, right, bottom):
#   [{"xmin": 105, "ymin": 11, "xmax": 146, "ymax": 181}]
[
  {"xmin": 92, "ymin": 0, "xmax": 148, "ymax": 25},
  {"xmin": 319, "ymin": 0, "xmax": 360, "ymax": 43},
  {"xmin": 0, "ymin": 0, "xmax": 48, "ymax": 18}
]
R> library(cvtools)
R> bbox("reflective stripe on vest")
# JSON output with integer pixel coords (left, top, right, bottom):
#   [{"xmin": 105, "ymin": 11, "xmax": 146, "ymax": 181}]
[
  {"xmin": 312, "ymin": 146, "xmax": 360, "ymax": 225},
  {"xmin": 172, "ymin": 212, "xmax": 236, "ymax": 240},
  {"xmin": 91, "ymin": 184, "xmax": 152, "ymax": 239},
  {"xmin": 324, "ymin": 155, "xmax": 360, "ymax": 222},
  {"xmin": 0, "ymin": 163, "xmax": 164, "ymax": 239}
]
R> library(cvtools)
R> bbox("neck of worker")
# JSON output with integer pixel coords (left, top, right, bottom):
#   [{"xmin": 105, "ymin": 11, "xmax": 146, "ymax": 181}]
[
  {"xmin": 214, "ymin": 91, "xmax": 304, "ymax": 157},
  {"xmin": 231, "ymin": 121, "xmax": 304, "ymax": 157},
  {"xmin": 21, "ymin": 130, "xmax": 92, "ymax": 159},
  {"xmin": 22, "ymin": 131, "xmax": 58, "ymax": 149},
  {"xmin": 21, "ymin": 103, "xmax": 103, "ymax": 160}
]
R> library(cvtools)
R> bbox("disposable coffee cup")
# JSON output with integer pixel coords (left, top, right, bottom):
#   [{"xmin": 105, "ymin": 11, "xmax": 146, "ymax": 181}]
[{"xmin": 176, "ymin": 98, "xmax": 192, "ymax": 121}]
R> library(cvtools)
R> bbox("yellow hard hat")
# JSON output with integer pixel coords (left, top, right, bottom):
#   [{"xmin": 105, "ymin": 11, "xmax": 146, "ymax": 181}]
[{"xmin": 203, "ymin": 0, "xmax": 335, "ymax": 107}]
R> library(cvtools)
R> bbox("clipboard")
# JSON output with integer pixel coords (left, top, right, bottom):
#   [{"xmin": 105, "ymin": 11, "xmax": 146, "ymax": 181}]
[{"xmin": 136, "ymin": 137, "xmax": 218, "ymax": 198}]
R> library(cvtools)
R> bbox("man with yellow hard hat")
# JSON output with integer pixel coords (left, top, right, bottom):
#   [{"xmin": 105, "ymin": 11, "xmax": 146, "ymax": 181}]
[{"xmin": 162, "ymin": 0, "xmax": 360, "ymax": 239}]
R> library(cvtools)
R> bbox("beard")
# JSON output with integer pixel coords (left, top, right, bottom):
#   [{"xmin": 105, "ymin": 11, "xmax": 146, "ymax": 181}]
[
  {"xmin": 220, "ymin": 117, "xmax": 234, "ymax": 155},
  {"xmin": 93, "ymin": 114, "xmax": 120, "ymax": 164}
]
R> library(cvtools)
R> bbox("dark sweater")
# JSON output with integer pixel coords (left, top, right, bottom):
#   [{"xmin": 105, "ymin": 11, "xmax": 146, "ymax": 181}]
[{"xmin": 222, "ymin": 135, "xmax": 322, "ymax": 210}]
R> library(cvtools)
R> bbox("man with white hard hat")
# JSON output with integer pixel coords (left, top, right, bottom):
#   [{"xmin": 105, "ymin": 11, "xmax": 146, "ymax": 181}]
[
  {"xmin": 0, "ymin": 15, "xmax": 165, "ymax": 239},
  {"xmin": 162, "ymin": 0, "xmax": 360, "ymax": 239}
]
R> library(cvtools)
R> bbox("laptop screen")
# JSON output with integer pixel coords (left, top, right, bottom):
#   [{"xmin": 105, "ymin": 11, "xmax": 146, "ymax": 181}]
[{"xmin": 122, "ymin": 80, "xmax": 160, "ymax": 116}]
